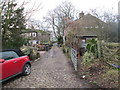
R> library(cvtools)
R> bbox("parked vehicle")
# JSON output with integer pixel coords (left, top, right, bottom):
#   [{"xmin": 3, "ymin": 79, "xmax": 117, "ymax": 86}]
[
  {"xmin": 0, "ymin": 49, "xmax": 31, "ymax": 82},
  {"xmin": 44, "ymin": 44, "xmax": 49, "ymax": 51},
  {"xmin": 37, "ymin": 44, "xmax": 45, "ymax": 51},
  {"xmin": 35, "ymin": 44, "xmax": 50, "ymax": 51}
]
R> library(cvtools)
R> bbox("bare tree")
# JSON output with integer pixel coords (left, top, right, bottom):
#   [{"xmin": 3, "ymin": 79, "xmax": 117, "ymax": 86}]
[
  {"xmin": 90, "ymin": 8, "xmax": 118, "ymax": 42},
  {"xmin": 90, "ymin": 8, "xmax": 117, "ymax": 23},
  {"xmin": 43, "ymin": 11, "xmax": 58, "ymax": 38},
  {"xmin": 43, "ymin": 1, "xmax": 76, "ymax": 40}
]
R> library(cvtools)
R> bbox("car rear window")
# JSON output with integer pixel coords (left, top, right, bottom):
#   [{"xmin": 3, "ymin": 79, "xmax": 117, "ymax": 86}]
[{"xmin": 0, "ymin": 51, "xmax": 19, "ymax": 61}]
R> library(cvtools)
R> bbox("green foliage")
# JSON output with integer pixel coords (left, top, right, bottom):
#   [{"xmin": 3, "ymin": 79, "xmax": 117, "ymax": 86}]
[
  {"xmin": 3, "ymin": 36, "xmax": 27, "ymax": 49},
  {"xmin": 62, "ymin": 45, "xmax": 69, "ymax": 54},
  {"xmin": 1, "ymin": 1, "xmax": 26, "ymax": 49},
  {"xmin": 81, "ymin": 52, "xmax": 94, "ymax": 66},
  {"xmin": 57, "ymin": 36, "xmax": 63, "ymax": 44},
  {"xmin": 86, "ymin": 38, "xmax": 98, "ymax": 57},
  {"xmin": 81, "ymin": 39, "xmax": 98, "ymax": 66}
]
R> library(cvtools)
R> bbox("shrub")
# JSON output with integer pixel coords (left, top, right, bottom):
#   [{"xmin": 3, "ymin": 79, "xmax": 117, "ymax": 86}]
[
  {"xmin": 57, "ymin": 36, "xmax": 63, "ymax": 45},
  {"xmin": 3, "ymin": 36, "xmax": 27, "ymax": 49},
  {"xmin": 86, "ymin": 38, "xmax": 98, "ymax": 57},
  {"xmin": 81, "ymin": 52, "xmax": 94, "ymax": 66},
  {"xmin": 20, "ymin": 46, "xmax": 40, "ymax": 60}
]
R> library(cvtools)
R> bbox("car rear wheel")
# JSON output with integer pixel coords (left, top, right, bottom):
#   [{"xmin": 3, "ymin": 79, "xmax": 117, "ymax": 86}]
[{"xmin": 22, "ymin": 64, "xmax": 31, "ymax": 76}]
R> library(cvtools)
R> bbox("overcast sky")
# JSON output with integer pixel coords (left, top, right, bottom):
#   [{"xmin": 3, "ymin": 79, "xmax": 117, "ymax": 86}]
[{"xmin": 17, "ymin": 0, "xmax": 119, "ymax": 21}]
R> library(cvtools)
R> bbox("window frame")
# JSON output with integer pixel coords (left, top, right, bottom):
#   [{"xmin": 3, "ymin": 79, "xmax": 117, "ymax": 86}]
[{"xmin": 1, "ymin": 51, "xmax": 19, "ymax": 61}]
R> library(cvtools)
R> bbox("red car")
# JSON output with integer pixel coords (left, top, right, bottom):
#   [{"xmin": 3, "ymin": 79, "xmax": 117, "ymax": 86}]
[{"xmin": 0, "ymin": 49, "xmax": 31, "ymax": 82}]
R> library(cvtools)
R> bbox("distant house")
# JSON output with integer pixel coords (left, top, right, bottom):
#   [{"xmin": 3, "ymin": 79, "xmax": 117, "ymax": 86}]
[
  {"xmin": 21, "ymin": 29, "xmax": 51, "ymax": 45},
  {"xmin": 64, "ymin": 12, "xmax": 108, "ymax": 56}
]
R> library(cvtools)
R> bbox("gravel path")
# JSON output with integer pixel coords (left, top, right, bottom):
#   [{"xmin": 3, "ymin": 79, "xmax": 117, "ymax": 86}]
[{"xmin": 2, "ymin": 46, "xmax": 92, "ymax": 88}]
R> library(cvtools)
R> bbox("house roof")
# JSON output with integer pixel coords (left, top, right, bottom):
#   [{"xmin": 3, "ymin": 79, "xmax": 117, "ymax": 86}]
[
  {"xmin": 64, "ymin": 13, "xmax": 108, "ymax": 36},
  {"xmin": 21, "ymin": 29, "xmax": 50, "ymax": 35},
  {"xmin": 76, "ymin": 28, "xmax": 99, "ymax": 36}
]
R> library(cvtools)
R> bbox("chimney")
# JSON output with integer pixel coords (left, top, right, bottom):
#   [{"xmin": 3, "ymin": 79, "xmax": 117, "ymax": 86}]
[{"xmin": 79, "ymin": 11, "xmax": 84, "ymax": 19}]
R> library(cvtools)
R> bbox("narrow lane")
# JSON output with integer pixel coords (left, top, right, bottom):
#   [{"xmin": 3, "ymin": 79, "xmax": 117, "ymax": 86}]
[{"xmin": 2, "ymin": 46, "xmax": 92, "ymax": 88}]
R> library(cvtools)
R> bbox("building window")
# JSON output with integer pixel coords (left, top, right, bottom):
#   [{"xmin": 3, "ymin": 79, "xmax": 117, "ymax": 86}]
[
  {"xmin": 30, "ymin": 33, "xmax": 32, "ymax": 36},
  {"xmin": 32, "ymin": 32, "xmax": 36, "ymax": 37}
]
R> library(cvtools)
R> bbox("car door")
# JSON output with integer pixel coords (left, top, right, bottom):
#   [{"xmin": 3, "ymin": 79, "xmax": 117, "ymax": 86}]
[
  {"xmin": 14, "ymin": 56, "xmax": 26, "ymax": 73},
  {"xmin": 1, "ymin": 51, "xmax": 19, "ymax": 80}
]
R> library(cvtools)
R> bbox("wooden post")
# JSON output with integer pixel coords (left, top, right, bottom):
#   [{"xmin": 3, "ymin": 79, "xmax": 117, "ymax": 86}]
[{"xmin": 97, "ymin": 40, "xmax": 102, "ymax": 58}]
